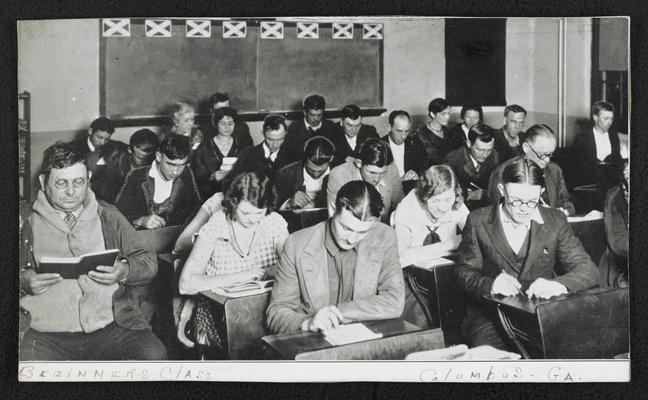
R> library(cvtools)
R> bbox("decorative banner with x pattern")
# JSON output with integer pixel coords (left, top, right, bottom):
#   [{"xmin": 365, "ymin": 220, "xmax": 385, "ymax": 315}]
[{"xmin": 101, "ymin": 20, "xmax": 384, "ymax": 40}]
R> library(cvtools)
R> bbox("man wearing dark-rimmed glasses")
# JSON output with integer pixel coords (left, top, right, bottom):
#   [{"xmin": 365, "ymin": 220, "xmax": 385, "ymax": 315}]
[
  {"xmin": 19, "ymin": 142, "xmax": 166, "ymax": 360},
  {"xmin": 487, "ymin": 124, "xmax": 575, "ymax": 216}
]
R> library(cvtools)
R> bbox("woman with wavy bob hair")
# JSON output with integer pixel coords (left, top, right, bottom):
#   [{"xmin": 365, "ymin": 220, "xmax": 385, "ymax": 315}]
[
  {"xmin": 391, "ymin": 164, "xmax": 470, "ymax": 328},
  {"xmin": 177, "ymin": 172, "xmax": 288, "ymax": 357}
]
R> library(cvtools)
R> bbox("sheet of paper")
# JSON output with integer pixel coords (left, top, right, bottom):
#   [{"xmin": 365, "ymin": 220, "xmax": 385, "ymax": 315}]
[{"xmin": 323, "ymin": 323, "xmax": 383, "ymax": 346}]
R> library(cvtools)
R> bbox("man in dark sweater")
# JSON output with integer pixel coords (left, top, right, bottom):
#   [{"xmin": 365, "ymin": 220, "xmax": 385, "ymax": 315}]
[
  {"xmin": 329, "ymin": 104, "xmax": 379, "ymax": 167},
  {"xmin": 283, "ymin": 94, "xmax": 337, "ymax": 164}
]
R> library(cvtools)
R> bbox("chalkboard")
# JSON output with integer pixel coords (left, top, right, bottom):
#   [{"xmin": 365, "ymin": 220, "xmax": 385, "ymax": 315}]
[{"xmin": 100, "ymin": 20, "xmax": 383, "ymax": 120}]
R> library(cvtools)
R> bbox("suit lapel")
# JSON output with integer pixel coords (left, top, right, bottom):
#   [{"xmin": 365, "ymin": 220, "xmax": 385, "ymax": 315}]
[
  {"xmin": 484, "ymin": 207, "xmax": 521, "ymax": 273},
  {"xmin": 519, "ymin": 217, "xmax": 549, "ymax": 282},
  {"xmin": 300, "ymin": 224, "xmax": 330, "ymax": 310},
  {"xmin": 353, "ymin": 230, "xmax": 381, "ymax": 299}
]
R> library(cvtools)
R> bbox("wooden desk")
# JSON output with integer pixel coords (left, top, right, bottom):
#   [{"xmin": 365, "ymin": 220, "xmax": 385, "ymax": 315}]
[
  {"xmin": 262, "ymin": 319, "xmax": 444, "ymax": 360},
  {"xmin": 405, "ymin": 259, "xmax": 466, "ymax": 347},
  {"xmin": 484, "ymin": 287, "xmax": 629, "ymax": 359},
  {"xmin": 278, "ymin": 208, "xmax": 329, "ymax": 233},
  {"xmin": 199, "ymin": 290, "xmax": 272, "ymax": 360}
]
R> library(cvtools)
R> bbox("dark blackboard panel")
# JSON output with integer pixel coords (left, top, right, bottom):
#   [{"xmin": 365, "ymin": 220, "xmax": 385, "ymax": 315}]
[
  {"xmin": 445, "ymin": 18, "xmax": 506, "ymax": 107},
  {"xmin": 102, "ymin": 21, "xmax": 258, "ymax": 118},
  {"xmin": 101, "ymin": 21, "xmax": 382, "ymax": 120},
  {"xmin": 257, "ymin": 25, "xmax": 382, "ymax": 112}
]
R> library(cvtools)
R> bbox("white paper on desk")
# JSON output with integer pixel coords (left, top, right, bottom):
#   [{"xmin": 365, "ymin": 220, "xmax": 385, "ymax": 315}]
[
  {"xmin": 323, "ymin": 323, "xmax": 383, "ymax": 346},
  {"xmin": 567, "ymin": 210, "xmax": 604, "ymax": 223},
  {"xmin": 211, "ymin": 285, "xmax": 273, "ymax": 298},
  {"xmin": 417, "ymin": 256, "xmax": 455, "ymax": 269}
]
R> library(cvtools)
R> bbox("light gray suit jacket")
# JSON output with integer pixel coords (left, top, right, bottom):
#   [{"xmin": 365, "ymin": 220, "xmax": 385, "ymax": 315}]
[{"xmin": 266, "ymin": 220, "xmax": 405, "ymax": 334}]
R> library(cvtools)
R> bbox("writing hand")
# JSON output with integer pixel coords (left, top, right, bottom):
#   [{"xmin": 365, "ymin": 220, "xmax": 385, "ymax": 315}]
[
  {"xmin": 526, "ymin": 278, "xmax": 568, "ymax": 299},
  {"xmin": 290, "ymin": 191, "xmax": 312, "ymax": 210},
  {"xmin": 302, "ymin": 306, "xmax": 344, "ymax": 332},
  {"xmin": 133, "ymin": 214, "xmax": 166, "ymax": 229},
  {"xmin": 490, "ymin": 271, "xmax": 522, "ymax": 297}
]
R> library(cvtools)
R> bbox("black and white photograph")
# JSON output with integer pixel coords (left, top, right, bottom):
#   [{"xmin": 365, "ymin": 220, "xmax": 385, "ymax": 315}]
[{"xmin": 15, "ymin": 15, "xmax": 631, "ymax": 383}]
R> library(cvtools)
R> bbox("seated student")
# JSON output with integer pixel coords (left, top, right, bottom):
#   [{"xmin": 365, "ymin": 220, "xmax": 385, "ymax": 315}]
[
  {"xmin": 327, "ymin": 138, "xmax": 403, "ymax": 223},
  {"xmin": 122, "ymin": 128, "xmax": 159, "ymax": 176},
  {"xmin": 571, "ymin": 100, "xmax": 623, "ymax": 188},
  {"xmin": 456, "ymin": 158, "xmax": 599, "ymax": 351},
  {"xmin": 226, "ymin": 114, "xmax": 292, "ymax": 184},
  {"xmin": 68, "ymin": 117, "xmax": 115, "ymax": 173},
  {"xmin": 275, "ymin": 135, "xmax": 335, "ymax": 211},
  {"xmin": 178, "ymin": 172, "xmax": 288, "ymax": 356},
  {"xmin": 492, "ymin": 104, "xmax": 526, "ymax": 162},
  {"xmin": 488, "ymin": 124, "xmax": 576, "ymax": 216},
  {"xmin": 599, "ymin": 161, "xmax": 629, "ymax": 288},
  {"xmin": 445, "ymin": 124, "xmax": 499, "ymax": 210},
  {"xmin": 191, "ymin": 106, "xmax": 251, "ymax": 199},
  {"xmin": 391, "ymin": 165, "xmax": 469, "ymax": 328},
  {"xmin": 206, "ymin": 92, "xmax": 253, "ymax": 150},
  {"xmin": 380, "ymin": 110, "xmax": 427, "ymax": 181},
  {"xmin": 416, "ymin": 98, "xmax": 465, "ymax": 167},
  {"xmin": 157, "ymin": 100, "xmax": 204, "ymax": 151},
  {"xmin": 115, "ymin": 134, "xmax": 201, "ymax": 229},
  {"xmin": 267, "ymin": 180, "xmax": 405, "ymax": 334},
  {"xmin": 19, "ymin": 142, "xmax": 166, "ymax": 360},
  {"xmin": 448, "ymin": 103, "xmax": 484, "ymax": 147},
  {"xmin": 90, "ymin": 140, "xmax": 130, "ymax": 203},
  {"xmin": 329, "ymin": 104, "xmax": 379, "ymax": 167},
  {"xmin": 283, "ymin": 93, "xmax": 337, "ymax": 163}
]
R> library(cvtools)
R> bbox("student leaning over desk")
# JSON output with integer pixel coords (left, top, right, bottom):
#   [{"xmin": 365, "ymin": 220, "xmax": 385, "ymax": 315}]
[
  {"xmin": 456, "ymin": 158, "xmax": 598, "ymax": 351},
  {"xmin": 178, "ymin": 172, "xmax": 288, "ymax": 357}
]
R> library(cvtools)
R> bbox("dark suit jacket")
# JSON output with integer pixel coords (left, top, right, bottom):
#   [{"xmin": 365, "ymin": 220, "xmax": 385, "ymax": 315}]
[
  {"xmin": 380, "ymin": 134, "xmax": 428, "ymax": 176},
  {"xmin": 266, "ymin": 220, "xmax": 405, "ymax": 334},
  {"xmin": 445, "ymin": 146, "xmax": 499, "ymax": 210},
  {"xmin": 114, "ymin": 165, "xmax": 201, "ymax": 226},
  {"xmin": 456, "ymin": 205, "xmax": 599, "ymax": 330},
  {"xmin": 226, "ymin": 143, "xmax": 292, "ymax": 186},
  {"xmin": 201, "ymin": 118, "xmax": 253, "ymax": 153},
  {"xmin": 190, "ymin": 132, "xmax": 250, "ymax": 199},
  {"xmin": 68, "ymin": 137, "xmax": 102, "ymax": 173},
  {"xmin": 487, "ymin": 155, "xmax": 576, "ymax": 216},
  {"xmin": 329, "ymin": 123, "xmax": 379, "ymax": 167},
  {"xmin": 415, "ymin": 125, "xmax": 465, "ymax": 167},
  {"xmin": 492, "ymin": 127, "xmax": 524, "ymax": 163},
  {"xmin": 274, "ymin": 161, "xmax": 329, "ymax": 209},
  {"xmin": 571, "ymin": 127, "xmax": 622, "ymax": 187},
  {"xmin": 283, "ymin": 119, "xmax": 337, "ymax": 164},
  {"xmin": 448, "ymin": 124, "xmax": 469, "ymax": 148}
]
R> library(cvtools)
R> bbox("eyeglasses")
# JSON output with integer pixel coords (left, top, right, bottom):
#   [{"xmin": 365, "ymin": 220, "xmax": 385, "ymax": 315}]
[
  {"xmin": 53, "ymin": 178, "xmax": 87, "ymax": 190},
  {"xmin": 508, "ymin": 198, "xmax": 540, "ymax": 208},
  {"xmin": 526, "ymin": 142, "xmax": 553, "ymax": 161}
]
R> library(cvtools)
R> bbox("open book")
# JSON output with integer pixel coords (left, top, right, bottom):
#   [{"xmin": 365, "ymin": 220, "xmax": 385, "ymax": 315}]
[
  {"xmin": 323, "ymin": 323, "xmax": 383, "ymax": 346},
  {"xmin": 38, "ymin": 249, "xmax": 120, "ymax": 279},
  {"xmin": 211, "ymin": 280, "xmax": 274, "ymax": 298}
]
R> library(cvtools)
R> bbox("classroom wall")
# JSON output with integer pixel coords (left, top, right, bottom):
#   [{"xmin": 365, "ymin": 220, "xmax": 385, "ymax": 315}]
[{"xmin": 19, "ymin": 17, "xmax": 594, "ymax": 200}]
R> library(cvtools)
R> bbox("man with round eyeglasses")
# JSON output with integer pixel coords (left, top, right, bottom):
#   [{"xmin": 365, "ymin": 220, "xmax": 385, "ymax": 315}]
[
  {"xmin": 487, "ymin": 124, "xmax": 575, "ymax": 216},
  {"xmin": 19, "ymin": 142, "xmax": 166, "ymax": 360},
  {"xmin": 456, "ymin": 158, "xmax": 598, "ymax": 351}
]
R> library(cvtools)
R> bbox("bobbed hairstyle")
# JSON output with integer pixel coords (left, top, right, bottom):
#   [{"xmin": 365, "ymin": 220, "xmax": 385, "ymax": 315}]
[
  {"xmin": 415, "ymin": 165, "xmax": 464, "ymax": 210},
  {"xmin": 501, "ymin": 158, "xmax": 545, "ymax": 187},
  {"xmin": 222, "ymin": 172, "xmax": 277, "ymax": 220},
  {"xmin": 428, "ymin": 98, "xmax": 450, "ymax": 115},
  {"xmin": 40, "ymin": 141, "xmax": 87, "ymax": 181},
  {"xmin": 211, "ymin": 106, "xmax": 238, "ymax": 129},
  {"xmin": 335, "ymin": 180, "xmax": 384, "ymax": 221},
  {"xmin": 357, "ymin": 138, "xmax": 393, "ymax": 167}
]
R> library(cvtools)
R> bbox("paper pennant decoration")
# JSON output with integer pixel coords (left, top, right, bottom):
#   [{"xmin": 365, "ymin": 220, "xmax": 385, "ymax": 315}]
[
  {"xmin": 296, "ymin": 22, "xmax": 319, "ymax": 39},
  {"xmin": 102, "ymin": 19, "xmax": 130, "ymax": 37},
  {"xmin": 145, "ymin": 19, "xmax": 172, "ymax": 37},
  {"xmin": 260, "ymin": 21, "xmax": 284, "ymax": 39},
  {"xmin": 186, "ymin": 20, "xmax": 211, "ymax": 38},
  {"xmin": 363, "ymin": 23, "xmax": 383, "ymax": 39},
  {"xmin": 332, "ymin": 23, "xmax": 353, "ymax": 39},
  {"xmin": 223, "ymin": 21, "xmax": 247, "ymax": 38}
]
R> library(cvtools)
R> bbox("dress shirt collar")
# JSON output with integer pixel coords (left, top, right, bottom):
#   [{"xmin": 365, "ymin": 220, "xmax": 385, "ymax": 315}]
[
  {"xmin": 305, "ymin": 119, "xmax": 322, "ymax": 132},
  {"xmin": 87, "ymin": 137, "xmax": 96, "ymax": 152},
  {"xmin": 263, "ymin": 142, "xmax": 278, "ymax": 162}
]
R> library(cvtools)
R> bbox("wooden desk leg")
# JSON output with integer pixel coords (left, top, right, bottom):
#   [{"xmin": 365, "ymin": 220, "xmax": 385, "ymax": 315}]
[{"xmin": 496, "ymin": 306, "xmax": 531, "ymax": 359}]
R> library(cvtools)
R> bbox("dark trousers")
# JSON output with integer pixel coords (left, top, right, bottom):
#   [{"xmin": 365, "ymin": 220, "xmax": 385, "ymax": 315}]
[
  {"xmin": 462, "ymin": 320, "xmax": 510, "ymax": 351},
  {"xmin": 20, "ymin": 322, "xmax": 167, "ymax": 361}
]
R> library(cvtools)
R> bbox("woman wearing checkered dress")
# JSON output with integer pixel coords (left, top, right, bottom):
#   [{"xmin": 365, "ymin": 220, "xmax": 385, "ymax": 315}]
[{"xmin": 178, "ymin": 172, "xmax": 288, "ymax": 357}]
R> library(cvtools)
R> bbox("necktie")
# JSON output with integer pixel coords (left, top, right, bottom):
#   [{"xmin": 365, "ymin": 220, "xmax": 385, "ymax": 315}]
[
  {"xmin": 423, "ymin": 227, "xmax": 441, "ymax": 245},
  {"xmin": 475, "ymin": 163, "xmax": 481, "ymax": 173},
  {"xmin": 64, "ymin": 211, "xmax": 77, "ymax": 229}
]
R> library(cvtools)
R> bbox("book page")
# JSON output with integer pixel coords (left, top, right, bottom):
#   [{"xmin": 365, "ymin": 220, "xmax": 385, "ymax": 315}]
[{"xmin": 323, "ymin": 323, "xmax": 383, "ymax": 346}]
